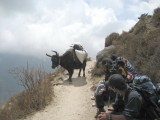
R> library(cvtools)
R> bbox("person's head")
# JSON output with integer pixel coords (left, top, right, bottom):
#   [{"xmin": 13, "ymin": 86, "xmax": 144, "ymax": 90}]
[
  {"xmin": 117, "ymin": 60, "xmax": 125, "ymax": 67},
  {"xmin": 101, "ymin": 58, "xmax": 112, "ymax": 66},
  {"xmin": 107, "ymin": 74, "xmax": 127, "ymax": 95},
  {"xmin": 110, "ymin": 54, "xmax": 118, "ymax": 61}
]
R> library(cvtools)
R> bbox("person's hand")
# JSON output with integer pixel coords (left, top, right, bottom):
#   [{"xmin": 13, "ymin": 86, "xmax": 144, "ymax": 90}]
[
  {"xmin": 98, "ymin": 87, "xmax": 106, "ymax": 95},
  {"xmin": 97, "ymin": 112, "xmax": 108, "ymax": 120},
  {"xmin": 97, "ymin": 111, "xmax": 113, "ymax": 120}
]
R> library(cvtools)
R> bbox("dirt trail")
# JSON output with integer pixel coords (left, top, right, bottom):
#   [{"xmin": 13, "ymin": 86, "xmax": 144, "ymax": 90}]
[{"xmin": 23, "ymin": 61, "xmax": 97, "ymax": 120}]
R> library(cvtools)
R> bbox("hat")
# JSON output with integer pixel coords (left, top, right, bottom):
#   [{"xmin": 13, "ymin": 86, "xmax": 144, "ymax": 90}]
[
  {"xmin": 110, "ymin": 54, "xmax": 117, "ymax": 61},
  {"xmin": 106, "ymin": 74, "xmax": 126, "ymax": 90},
  {"xmin": 117, "ymin": 60, "xmax": 125, "ymax": 66},
  {"xmin": 101, "ymin": 58, "xmax": 112, "ymax": 65}
]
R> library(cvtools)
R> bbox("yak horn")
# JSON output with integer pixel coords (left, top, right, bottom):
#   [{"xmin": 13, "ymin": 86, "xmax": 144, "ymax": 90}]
[
  {"xmin": 46, "ymin": 53, "xmax": 52, "ymax": 57},
  {"xmin": 51, "ymin": 51, "xmax": 59, "ymax": 56}
]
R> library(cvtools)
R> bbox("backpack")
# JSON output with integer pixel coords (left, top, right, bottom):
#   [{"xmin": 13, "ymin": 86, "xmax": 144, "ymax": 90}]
[
  {"xmin": 132, "ymin": 75, "xmax": 160, "ymax": 120},
  {"xmin": 72, "ymin": 44, "xmax": 83, "ymax": 50},
  {"xmin": 116, "ymin": 56, "xmax": 137, "ymax": 75},
  {"xmin": 116, "ymin": 56, "xmax": 127, "ymax": 67},
  {"xmin": 108, "ymin": 61, "xmax": 128, "ymax": 79}
]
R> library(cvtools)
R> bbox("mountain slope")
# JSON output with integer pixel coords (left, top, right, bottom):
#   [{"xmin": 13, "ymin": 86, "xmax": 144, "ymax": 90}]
[{"xmin": 101, "ymin": 8, "xmax": 160, "ymax": 82}]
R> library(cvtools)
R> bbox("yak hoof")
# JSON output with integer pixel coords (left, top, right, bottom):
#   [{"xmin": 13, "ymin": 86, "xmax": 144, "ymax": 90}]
[
  {"xmin": 69, "ymin": 81, "xmax": 72, "ymax": 84},
  {"xmin": 68, "ymin": 79, "xmax": 72, "ymax": 84}
]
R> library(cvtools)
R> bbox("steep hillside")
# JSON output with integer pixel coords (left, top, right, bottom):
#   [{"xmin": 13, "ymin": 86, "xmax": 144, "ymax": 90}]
[{"xmin": 98, "ymin": 7, "xmax": 160, "ymax": 82}]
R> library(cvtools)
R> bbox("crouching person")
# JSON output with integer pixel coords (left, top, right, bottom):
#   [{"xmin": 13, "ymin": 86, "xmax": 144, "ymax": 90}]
[
  {"xmin": 93, "ymin": 58, "xmax": 116, "ymax": 118},
  {"xmin": 97, "ymin": 74, "xmax": 145, "ymax": 120}
]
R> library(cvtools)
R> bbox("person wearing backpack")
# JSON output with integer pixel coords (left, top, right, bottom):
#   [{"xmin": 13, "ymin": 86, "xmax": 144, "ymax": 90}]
[
  {"xmin": 97, "ymin": 74, "xmax": 146, "ymax": 120},
  {"xmin": 132, "ymin": 75, "xmax": 160, "ymax": 120},
  {"xmin": 91, "ymin": 58, "xmax": 116, "ymax": 117},
  {"xmin": 94, "ymin": 58, "xmax": 128, "ymax": 118},
  {"xmin": 92, "ymin": 58, "xmax": 113, "ymax": 99},
  {"xmin": 110, "ymin": 54, "xmax": 137, "ymax": 76}
]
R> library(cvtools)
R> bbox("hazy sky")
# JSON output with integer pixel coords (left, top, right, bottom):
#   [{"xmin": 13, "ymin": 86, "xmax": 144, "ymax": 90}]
[{"xmin": 0, "ymin": 0, "xmax": 159, "ymax": 59}]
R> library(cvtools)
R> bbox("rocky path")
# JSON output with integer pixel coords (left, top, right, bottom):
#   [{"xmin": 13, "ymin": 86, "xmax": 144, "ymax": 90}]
[{"xmin": 23, "ymin": 61, "xmax": 97, "ymax": 120}]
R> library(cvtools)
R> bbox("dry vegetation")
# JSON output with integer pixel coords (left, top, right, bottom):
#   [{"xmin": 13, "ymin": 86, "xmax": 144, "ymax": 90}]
[
  {"xmin": 105, "ymin": 32, "xmax": 119, "ymax": 47},
  {"xmin": 0, "ymin": 66, "xmax": 53, "ymax": 120},
  {"xmin": 114, "ymin": 8, "xmax": 160, "ymax": 82},
  {"xmin": 89, "ymin": 61, "xmax": 105, "ymax": 91},
  {"xmin": 93, "ymin": 7, "xmax": 160, "ymax": 83}
]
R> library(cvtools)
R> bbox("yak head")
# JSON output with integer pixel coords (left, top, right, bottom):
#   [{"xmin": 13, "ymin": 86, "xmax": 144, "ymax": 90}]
[{"xmin": 46, "ymin": 51, "xmax": 59, "ymax": 69}]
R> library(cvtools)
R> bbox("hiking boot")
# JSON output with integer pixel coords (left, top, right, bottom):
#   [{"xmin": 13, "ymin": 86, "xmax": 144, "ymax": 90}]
[
  {"xmin": 95, "ymin": 108, "xmax": 106, "ymax": 118},
  {"xmin": 91, "ymin": 96, "xmax": 95, "ymax": 100},
  {"xmin": 92, "ymin": 103, "xmax": 96, "ymax": 107}
]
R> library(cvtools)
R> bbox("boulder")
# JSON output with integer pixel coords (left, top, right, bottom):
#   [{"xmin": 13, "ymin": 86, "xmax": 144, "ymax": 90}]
[
  {"xmin": 96, "ymin": 45, "xmax": 115, "ymax": 67},
  {"xmin": 105, "ymin": 33, "xmax": 119, "ymax": 47}
]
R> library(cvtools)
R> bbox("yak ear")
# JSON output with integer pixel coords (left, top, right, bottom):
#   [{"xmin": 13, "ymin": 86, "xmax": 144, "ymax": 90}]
[
  {"xmin": 46, "ymin": 53, "xmax": 52, "ymax": 57},
  {"xmin": 51, "ymin": 51, "xmax": 59, "ymax": 56}
]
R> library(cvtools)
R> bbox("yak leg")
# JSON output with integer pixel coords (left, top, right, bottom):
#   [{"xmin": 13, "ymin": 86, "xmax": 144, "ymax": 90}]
[
  {"xmin": 83, "ymin": 67, "xmax": 85, "ymax": 77},
  {"xmin": 68, "ymin": 69, "xmax": 73, "ymax": 82},
  {"xmin": 78, "ymin": 68, "xmax": 81, "ymax": 77},
  {"xmin": 82, "ymin": 61, "xmax": 86, "ymax": 77}
]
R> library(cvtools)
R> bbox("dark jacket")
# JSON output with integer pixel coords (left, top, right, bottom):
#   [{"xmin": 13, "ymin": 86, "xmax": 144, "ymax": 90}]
[{"xmin": 123, "ymin": 87, "xmax": 145, "ymax": 120}]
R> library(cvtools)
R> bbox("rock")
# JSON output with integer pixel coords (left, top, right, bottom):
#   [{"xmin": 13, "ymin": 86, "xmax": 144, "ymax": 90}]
[
  {"xmin": 96, "ymin": 45, "xmax": 115, "ymax": 67},
  {"xmin": 105, "ymin": 33, "xmax": 119, "ymax": 47}
]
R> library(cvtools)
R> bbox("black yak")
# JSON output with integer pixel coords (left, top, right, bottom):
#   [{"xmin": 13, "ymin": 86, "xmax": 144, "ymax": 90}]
[{"xmin": 46, "ymin": 46, "xmax": 88, "ymax": 82}]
